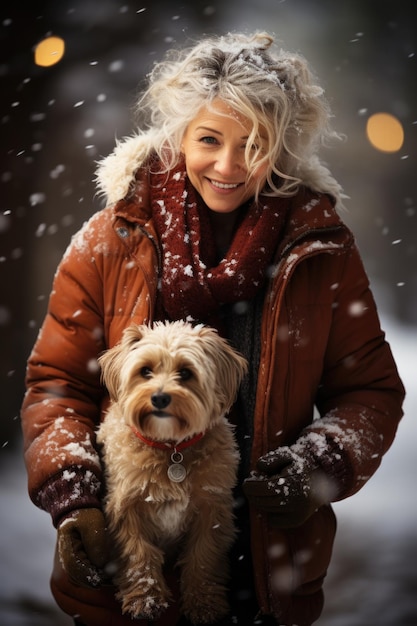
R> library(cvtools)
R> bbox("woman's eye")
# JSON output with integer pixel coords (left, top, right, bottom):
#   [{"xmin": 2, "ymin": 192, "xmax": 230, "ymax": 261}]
[
  {"xmin": 178, "ymin": 368, "xmax": 193, "ymax": 381},
  {"xmin": 140, "ymin": 366, "xmax": 153, "ymax": 379},
  {"xmin": 200, "ymin": 136, "xmax": 218, "ymax": 145}
]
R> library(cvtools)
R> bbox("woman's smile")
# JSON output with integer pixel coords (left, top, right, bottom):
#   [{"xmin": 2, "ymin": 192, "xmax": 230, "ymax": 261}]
[
  {"xmin": 210, "ymin": 179, "xmax": 240, "ymax": 189},
  {"xmin": 207, "ymin": 178, "xmax": 244, "ymax": 192}
]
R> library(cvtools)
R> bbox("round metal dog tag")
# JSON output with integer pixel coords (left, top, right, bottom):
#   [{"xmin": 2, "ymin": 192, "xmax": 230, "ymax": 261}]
[
  {"xmin": 168, "ymin": 451, "xmax": 186, "ymax": 482},
  {"xmin": 167, "ymin": 462, "xmax": 187, "ymax": 482}
]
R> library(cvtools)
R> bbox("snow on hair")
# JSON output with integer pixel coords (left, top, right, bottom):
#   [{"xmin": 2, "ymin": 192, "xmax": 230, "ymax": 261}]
[{"xmin": 132, "ymin": 32, "xmax": 345, "ymax": 208}]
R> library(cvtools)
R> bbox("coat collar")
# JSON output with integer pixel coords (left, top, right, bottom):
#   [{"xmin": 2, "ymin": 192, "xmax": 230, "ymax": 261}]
[{"xmin": 274, "ymin": 186, "xmax": 352, "ymax": 261}]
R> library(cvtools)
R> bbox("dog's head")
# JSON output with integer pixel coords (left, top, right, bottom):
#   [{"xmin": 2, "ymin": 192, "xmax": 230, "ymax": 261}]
[{"xmin": 98, "ymin": 321, "xmax": 248, "ymax": 443}]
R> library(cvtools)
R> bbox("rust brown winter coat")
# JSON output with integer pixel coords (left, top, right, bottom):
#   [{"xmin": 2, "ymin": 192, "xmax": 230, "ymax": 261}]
[{"xmin": 21, "ymin": 162, "xmax": 405, "ymax": 625}]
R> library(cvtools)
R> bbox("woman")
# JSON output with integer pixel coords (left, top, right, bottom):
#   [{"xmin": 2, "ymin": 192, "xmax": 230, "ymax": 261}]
[{"xmin": 21, "ymin": 32, "xmax": 405, "ymax": 626}]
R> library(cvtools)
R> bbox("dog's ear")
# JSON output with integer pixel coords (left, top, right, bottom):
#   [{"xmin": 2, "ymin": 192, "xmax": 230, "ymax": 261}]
[
  {"xmin": 214, "ymin": 341, "xmax": 248, "ymax": 413},
  {"xmin": 120, "ymin": 323, "xmax": 146, "ymax": 347},
  {"xmin": 98, "ymin": 344, "xmax": 122, "ymax": 400},
  {"xmin": 197, "ymin": 326, "xmax": 248, "ymax": 413},
  {"xmin": 98, "ymin": 324, "xmax": 146, "ymax": 399}
]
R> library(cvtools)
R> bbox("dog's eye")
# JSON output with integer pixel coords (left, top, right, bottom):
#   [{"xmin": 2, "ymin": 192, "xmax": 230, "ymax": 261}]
[
  {"xmin": 140, "ymin": 366, "xmax": 153, "ymax": 379},
  {"xmin": 178, "ymin": 368, "xmax": 193, "ymax": 382}
]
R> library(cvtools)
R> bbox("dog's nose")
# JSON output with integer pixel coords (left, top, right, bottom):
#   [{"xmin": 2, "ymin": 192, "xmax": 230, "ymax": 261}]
[{"xmin": 151, "ymin": 391, "xmax": 171, "ymax": 410}]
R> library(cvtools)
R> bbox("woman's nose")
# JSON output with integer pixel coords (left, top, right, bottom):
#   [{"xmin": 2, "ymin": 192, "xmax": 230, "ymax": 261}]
[{"xmin": 214, "ymin": 147, "xmax": 244, "ymax": 177}]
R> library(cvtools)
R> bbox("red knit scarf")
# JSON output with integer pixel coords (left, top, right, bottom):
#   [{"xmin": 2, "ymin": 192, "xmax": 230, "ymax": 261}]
[{"xmin": 150, "ymin": 159, "xmax": 288, "ymax": 324}]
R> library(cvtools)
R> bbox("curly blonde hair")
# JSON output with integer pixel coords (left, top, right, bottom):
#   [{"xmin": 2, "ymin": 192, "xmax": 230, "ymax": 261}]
[{"xmin": 131, "ymin": 31, "xmax": 345, "ymax": 207}]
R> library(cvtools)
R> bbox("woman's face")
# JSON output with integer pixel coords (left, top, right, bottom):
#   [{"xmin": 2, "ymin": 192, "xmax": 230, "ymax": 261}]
[{"xmin": 181, "ymin": 99, "xmax": 268, "ymax": 213}]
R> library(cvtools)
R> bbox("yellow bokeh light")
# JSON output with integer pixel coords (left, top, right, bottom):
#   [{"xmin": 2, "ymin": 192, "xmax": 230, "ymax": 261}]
[
  {"xmin": 366, "ymin": 112, "xmax": 404, "ymax": 153},
  {"xmin": 34, "ymin": 36, "xmax": 65, "ymax": 67}
]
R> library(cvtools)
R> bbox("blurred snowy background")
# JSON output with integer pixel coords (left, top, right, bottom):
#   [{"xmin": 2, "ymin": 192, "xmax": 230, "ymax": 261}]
[{"xmin": 1, "ymin": 1, "xmax": 416, "ymax": 624}]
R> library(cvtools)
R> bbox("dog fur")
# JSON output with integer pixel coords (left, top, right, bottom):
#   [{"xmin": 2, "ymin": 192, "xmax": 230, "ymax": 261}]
[{"xmin": 96, "ymin": 320, "xmax": 247, "ymax": 623}]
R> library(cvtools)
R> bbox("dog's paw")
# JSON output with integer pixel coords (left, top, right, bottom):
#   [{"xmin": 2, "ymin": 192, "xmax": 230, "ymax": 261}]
[
  {"xmin": 117, "ymin": 588, "xmax": 170, "ymax": 620},
  {"xmin": 182, "ymin": 585, "xmax": 229, "ymax": 624},
  {"xmin": 120, "ymin": 595, "xmax": 169, "ymax": 620}
]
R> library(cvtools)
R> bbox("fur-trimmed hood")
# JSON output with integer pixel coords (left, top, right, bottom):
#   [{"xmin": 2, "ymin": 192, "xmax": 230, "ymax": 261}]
[{"xmin": 95, "ymin": 133, "xmax": 155, "ymax": 205}]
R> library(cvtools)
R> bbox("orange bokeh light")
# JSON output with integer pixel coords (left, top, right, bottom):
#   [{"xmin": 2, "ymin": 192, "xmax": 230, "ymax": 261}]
[
  {"xmin": 366, "ymin": 112, "xmax": 404, "ymax": 153},
  {"xmin": 34, "ymin": 36, "xmax": 65, "ymax": 67}
]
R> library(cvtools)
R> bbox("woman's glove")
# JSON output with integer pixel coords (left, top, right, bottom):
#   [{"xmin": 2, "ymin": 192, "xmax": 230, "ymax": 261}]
[
  {"xmin": 57, "ymin": 508, "xmax": 111, "ymax": 587},
  {"xmin": 243, "ymin": 446, "xmax": 336, "ymax": 528}
]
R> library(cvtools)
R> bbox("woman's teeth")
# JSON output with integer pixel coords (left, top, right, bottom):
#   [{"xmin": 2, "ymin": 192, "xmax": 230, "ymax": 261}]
[{"xmin": 210, "ymin": 179, "xmax": 239, "ymax": 189}]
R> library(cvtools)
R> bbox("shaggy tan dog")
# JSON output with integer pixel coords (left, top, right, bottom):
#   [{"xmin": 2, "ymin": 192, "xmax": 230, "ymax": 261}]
[{"xmin": 97, "ymin": 320, "xmax": 247, "ymax": 624}]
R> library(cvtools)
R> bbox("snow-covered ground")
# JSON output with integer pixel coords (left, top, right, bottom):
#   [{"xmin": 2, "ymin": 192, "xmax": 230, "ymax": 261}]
[{"xmin": 1, "ymin": 315, "xmax": 416, "ymax": 626}]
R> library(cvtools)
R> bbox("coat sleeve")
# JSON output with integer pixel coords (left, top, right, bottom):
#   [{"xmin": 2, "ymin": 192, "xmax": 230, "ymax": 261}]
[
  {"xmin": 310, "ymin": 244, "xmax": 405, "ymax": 499},
  {"xmin": 21, "ymin": 208, "xmax": 118, "ymax": 522}
]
